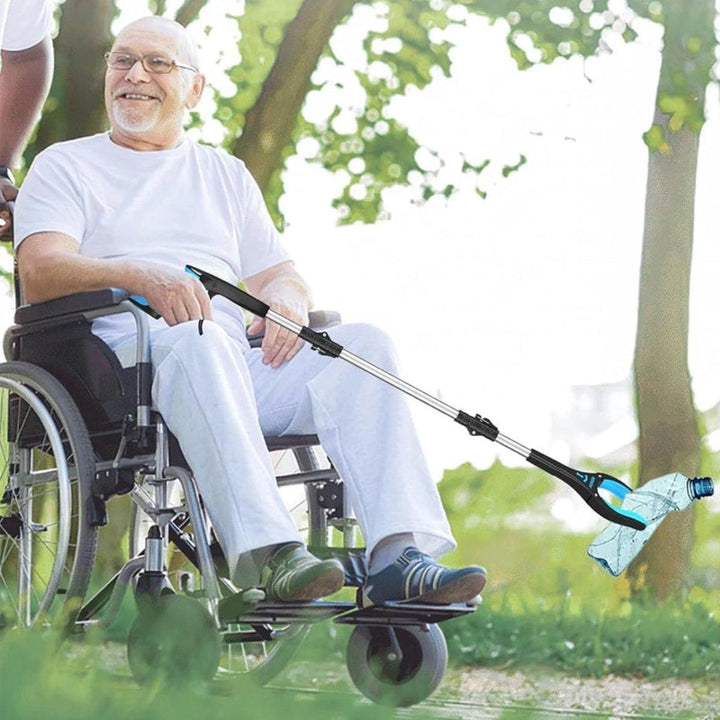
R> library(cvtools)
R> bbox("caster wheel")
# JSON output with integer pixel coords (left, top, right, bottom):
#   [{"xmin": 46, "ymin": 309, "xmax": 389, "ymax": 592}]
[
  {"xmin": 127, "ymin": 594, "xmax": 221, "ymax": 686},
  {"xmin": 346, "ymin": 624, "xmax": 448, "ymax": 707}
]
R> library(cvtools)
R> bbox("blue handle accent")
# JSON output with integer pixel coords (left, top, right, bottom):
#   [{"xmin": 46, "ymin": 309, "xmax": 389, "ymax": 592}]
[
  {"xmin": 599, "ymin": 478, "xmax": 631, "ymax": 500},
  {"xmin": 185, "ymin": 267, "xmax": 201, "ymax": 281},
  {"xmin": 597, "ymin": 478, "xmax": 647, "ymax": 526},
  {"xmin": 599, "ymin": 498, "xmax": 647, "ymax": 527},
  {"xmin": 128, "ymin": 295, "xmax": 161, "ymax": 319}
]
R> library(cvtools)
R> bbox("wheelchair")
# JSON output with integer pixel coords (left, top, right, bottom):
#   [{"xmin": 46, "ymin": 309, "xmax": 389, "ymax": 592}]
[{"xmin": 0, "ymin": 279, "xmax": 477, "ymax": 706}]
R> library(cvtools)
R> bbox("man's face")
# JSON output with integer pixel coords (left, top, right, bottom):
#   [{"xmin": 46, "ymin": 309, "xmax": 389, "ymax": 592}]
[{"xmin": 104, "ymin": 23, "xmax": 203, "ymax": 147}]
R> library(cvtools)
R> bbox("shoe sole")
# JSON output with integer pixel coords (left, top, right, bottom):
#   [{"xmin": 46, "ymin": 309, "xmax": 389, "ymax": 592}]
[
  {"xmin": 280, "ymin": 565, "xmax": 345, "ymax": 602},
  {"xmin": 411, "ymin": 571, "xmax": 487, "ymax": 605},
  {"xmin": 362, "ymin": 571, "xmax": 487, "ymax": 607}
]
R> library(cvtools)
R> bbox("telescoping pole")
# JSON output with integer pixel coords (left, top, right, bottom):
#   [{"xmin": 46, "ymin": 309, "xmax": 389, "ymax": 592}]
[{"xmin": 183, "ymin": 265, "xmax": 648, "ymax": 531}]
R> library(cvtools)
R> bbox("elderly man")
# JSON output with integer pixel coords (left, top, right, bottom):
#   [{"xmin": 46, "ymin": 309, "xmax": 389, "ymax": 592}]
[
  {"xmin": 15, "ymin": 16, "xmax": 486, "ymax": 605},
  {"xmin": 0, "ymin": 0, "xmax": 54, "ymax": 236}
]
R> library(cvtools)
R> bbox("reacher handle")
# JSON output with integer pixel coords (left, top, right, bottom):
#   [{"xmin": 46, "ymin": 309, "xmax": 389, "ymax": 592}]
[{"xmin": 186, "ymin": 265, "xmax": 270, "ymax": 318}]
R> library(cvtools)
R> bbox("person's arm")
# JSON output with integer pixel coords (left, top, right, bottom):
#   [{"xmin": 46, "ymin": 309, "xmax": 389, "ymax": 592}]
[
  {"xmin": 17, "ymin": 232, "xmax": 213, "ymax": 325},
  {"xmin": 0, "ymin": 36, "xmax": 53, "ymax": 173},
  {"xmin": 0, "ymin": 35, "xmax": 53, "ymax": 236},
  {"xmin": 245, "ymin": 260, "xmax": 312, "ymax": 368}
]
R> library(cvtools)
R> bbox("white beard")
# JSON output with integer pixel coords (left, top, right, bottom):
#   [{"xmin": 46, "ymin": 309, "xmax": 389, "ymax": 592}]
[{"xmin": 111, "ymin": 99, "xmax": 161, "ymax": 134}]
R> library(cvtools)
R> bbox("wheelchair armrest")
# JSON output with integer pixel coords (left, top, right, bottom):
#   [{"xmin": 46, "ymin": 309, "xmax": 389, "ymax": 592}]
[
  {"xmin": 14, "ymin": 288, "xmax": 130, "ymax": 325},
  {"xmin": 247, "ymin": 309, "xmax": 342, "ymax": 348}
]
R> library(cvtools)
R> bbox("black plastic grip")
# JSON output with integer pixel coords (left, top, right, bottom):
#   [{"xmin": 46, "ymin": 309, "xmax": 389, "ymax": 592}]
[
  {"xmin": 299, "ymin": 327, "xmax": 343, "ymax": 357},
  {"xmin": 528, "ymin": 449, "xmax": 646, "ymax": 530},
  {"xmin": 185, "ymin": 265, "xmax": 269, "ymax": 318},
  {"xmin": 528, "ymin": 449, "xmax": 592, "ymax": 499},
  {"xmin": 455, "ymin": 411, "xmax": 499, "ymax": 441},
  {"xmin": 586, "ymin": 492, "xmax": 646, "ymax": 531}
]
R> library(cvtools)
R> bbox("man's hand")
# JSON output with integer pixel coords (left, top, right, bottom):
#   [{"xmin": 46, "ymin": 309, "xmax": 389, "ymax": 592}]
[
  {"xmin": 0, "ymin": 177, "xmax": 17, "ymax": 239},
  {"xmin": 137, "ymin": 265, "xmax": 213, "ymax": 326},
  {"xmin": 248, "ymin": 296, "xmax": 308, "ymax": 369}
]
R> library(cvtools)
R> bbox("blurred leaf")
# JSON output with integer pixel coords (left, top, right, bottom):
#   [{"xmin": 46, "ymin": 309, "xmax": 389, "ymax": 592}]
[{"xmin": 501, "ymin": 154, "xmax": 527, "ymax": 177}]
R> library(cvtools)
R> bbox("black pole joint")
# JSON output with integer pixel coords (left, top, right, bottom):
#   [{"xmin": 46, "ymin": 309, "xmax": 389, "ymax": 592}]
[
  {"xmin": 299, "ymin": 327, "xmax": 344, "ymax": 357},
  {"xmin": 455, "ymin": 410, "xmax": 499, "ymax": 441}
]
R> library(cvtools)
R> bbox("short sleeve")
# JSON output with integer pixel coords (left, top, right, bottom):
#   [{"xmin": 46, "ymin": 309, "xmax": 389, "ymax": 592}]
[
  {"xmin": 14, "ymin": 148, "xmax": 86, "ymax": 250},
  {"xmin": 2, "ymin": 0, "xmax": 53, "ymax": 51},
  {"xmin": 236, "ymin": 163, "xmax": 291, "ymax": 280}
]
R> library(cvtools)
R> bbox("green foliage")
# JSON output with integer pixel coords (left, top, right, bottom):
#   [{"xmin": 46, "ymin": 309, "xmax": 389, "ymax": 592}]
[
  {"xmin": 445, "ymin": 596, "xmax": 720, "ymax": 679},
  {"xmin": 294, "ymin": 0, "xmax": 467, "ymax": 225},
  {"xmin": 434, "ymin": 457, "xmax": 720, "ymax": 680},
  {"xmin": 459, "ymin": 0, "xmax": 639, "ymax": 69},
  {"xmin": 217, "ymin": 0, "xmax": 304, "ymax": 142},
  {"xmin": 0, "ymin": 630, "xmax": 420, "ymax": 720},
  {"xmin": 502, "ymin": 154, "xmax": 527, "ymax": 177},
  {"xmin": 211, "ymin": 0, "xmax": 718, "ymax": 224}
]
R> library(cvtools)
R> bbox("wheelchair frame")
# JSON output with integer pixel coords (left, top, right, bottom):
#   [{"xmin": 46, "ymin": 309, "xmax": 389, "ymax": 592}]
[{"xmin": 0, "ymin": 285, "xmax": 476, "ymax": 704}]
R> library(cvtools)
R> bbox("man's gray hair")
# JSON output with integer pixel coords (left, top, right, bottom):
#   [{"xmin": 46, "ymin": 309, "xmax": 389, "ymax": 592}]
[{"xmin": 118, "ymin": 16, "xmax": 200, "ymax": 70}]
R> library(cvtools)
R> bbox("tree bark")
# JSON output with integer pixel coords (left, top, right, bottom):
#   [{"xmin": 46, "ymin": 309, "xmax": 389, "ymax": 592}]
[
  {"xmin": 631, "ymin": 116, "xmax": 700, "ymax": 598},
  {"xmin": 629, "ymin": 0, "xmax": 715, "ymax": 598},
  {"xmin": 34, "ymin": 0, "xmax": 114, "ymax": 152},
  {"xmin": 232, "ymin": 0, "xmax": 358, "ymax": 192},
  {"xmin": 175, "ymin": 0, "xmax": 207, "ymax": 27}
]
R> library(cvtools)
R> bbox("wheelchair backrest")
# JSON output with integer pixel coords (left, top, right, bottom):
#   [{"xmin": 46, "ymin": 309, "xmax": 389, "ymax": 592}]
[{"xmin": 10, "ymin": 319, "xmax": 136, "ymax": 432}]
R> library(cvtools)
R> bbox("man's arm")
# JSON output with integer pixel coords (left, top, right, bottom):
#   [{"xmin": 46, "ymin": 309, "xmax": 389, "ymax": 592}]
[
  {"xmin": 17, "ymin": 232, "xmax": 213, "ymax": 325},
  {"xmin": 245, "ymin": 260, "xmax": 312, "ymax": 368}
]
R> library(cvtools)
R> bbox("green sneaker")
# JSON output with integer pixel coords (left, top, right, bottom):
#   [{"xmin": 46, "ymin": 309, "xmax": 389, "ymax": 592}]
[{"xmin": 262, "ymin": 543, "xmax": 345, "ymax": 602}]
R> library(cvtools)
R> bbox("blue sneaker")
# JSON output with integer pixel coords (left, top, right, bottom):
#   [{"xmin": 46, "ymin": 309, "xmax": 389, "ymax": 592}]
[{"xmin": 362, "ymin": 547, "xmax": 486, "ymax": 606}]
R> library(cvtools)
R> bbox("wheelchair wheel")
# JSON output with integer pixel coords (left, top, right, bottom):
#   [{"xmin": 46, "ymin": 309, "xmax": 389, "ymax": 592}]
[
  {"xmin": 127, "ymin": 593, "xmax": 221, "ymax": 686},
  {"xmin": 126, "ymin": 444, "xmax": 323, "ymax": 684},
  {"xmin": 346, "ymin": 624, "xmax": 448, "ymax": 707},
  {"xmin": 0, "ymin": 361, "xmax": 97, "ymax": 628}
]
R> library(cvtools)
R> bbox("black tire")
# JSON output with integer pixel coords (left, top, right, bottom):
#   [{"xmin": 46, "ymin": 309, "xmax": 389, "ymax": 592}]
[
  {"xmin": 346, "ymin": 624, "xmax": 448, "ymax": 707},
  {"xmin": 127, "ymin": 593, "xmax": 221, "ymax": 686},
  {"xmin": 0, "ymin": 361, "xmax": 97, "ymax": 628}
]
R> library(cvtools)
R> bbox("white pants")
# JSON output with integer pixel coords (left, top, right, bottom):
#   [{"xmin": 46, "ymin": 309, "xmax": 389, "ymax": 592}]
[{"xmin": 109, "ymin": 320, "xmax": 455, "ymax": 582}]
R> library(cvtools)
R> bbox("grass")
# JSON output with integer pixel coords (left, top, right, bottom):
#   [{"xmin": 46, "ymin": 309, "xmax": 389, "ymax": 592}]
[
  {"xmin": 0, "ymin": 628, "xmax": 436, "ymax": 720},
  {"xmin": 444, "ymin": 594, "xmax": 720, "ymax": 679}
]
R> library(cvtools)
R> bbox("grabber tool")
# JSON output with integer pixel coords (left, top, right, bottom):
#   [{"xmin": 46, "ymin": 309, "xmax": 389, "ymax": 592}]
[{"xmin": 180, "ymin": 265, "xmax": 647, "ymax": 530}]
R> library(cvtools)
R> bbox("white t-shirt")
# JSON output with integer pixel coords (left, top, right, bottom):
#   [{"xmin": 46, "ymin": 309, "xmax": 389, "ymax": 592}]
[
  {"xmin": 14, "ymin": 133, "xmax": 290, "ymax": 347},
  {"xmin": 0, "ymin": 0, "xmax": 53, "ymax": 52}
]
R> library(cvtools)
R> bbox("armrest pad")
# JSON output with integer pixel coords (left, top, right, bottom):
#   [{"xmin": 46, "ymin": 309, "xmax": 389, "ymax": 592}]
[{"xmin": 15, "ymin": 288, "xmax": 130, "ymax": 325}]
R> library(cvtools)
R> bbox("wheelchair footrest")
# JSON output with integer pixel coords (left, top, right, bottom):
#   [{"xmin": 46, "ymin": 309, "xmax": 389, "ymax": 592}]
[
  {"xmin": 219, "ymin": 597, "xmax": 477, "ymax": 627},
  {"xmin": 336, "ymin": 600, "xmax": 477, "ymax": 626},
  {"xmin": 219, "ymin": 599, "xmax": 355, "ymax": 625}
]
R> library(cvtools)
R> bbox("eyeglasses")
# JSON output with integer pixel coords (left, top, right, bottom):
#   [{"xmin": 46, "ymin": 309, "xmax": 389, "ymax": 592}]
[{"xmin": 104, "ymin": 51, "xmax": 198, "ymax": 75}]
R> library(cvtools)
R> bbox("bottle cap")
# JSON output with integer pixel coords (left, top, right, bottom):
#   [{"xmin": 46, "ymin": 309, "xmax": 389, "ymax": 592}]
[{"xmin": 689, "ymin": 477, "xmax": 714, "ymax": 499}]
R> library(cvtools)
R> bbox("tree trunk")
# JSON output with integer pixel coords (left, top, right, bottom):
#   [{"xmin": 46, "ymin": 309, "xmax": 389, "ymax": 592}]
[
  {"xmin": 232, "ymin": 0, "xmax": 357, "ymax": 192},
  {"xmin": 629, "ymin": 0, "xmax": 715, "ymax": 598},
  {"xmin": 34, "ymin": 0, "xmax": 114, "ymax": 152},
  {"xmin": 631, "ymin": 116, "xmax": 700, "ymax": 598}
]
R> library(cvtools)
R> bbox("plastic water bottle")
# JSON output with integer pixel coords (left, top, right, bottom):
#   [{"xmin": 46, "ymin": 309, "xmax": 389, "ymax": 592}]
[{"xmin": 588, "ymin": 473, "xmax": 714, "ymax": 576}]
